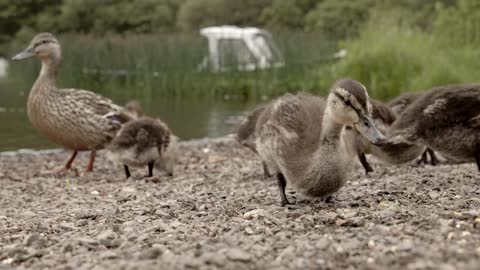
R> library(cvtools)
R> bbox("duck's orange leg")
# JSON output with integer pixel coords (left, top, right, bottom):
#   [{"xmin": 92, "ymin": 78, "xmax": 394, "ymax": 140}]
[
  {"xmin": 43, "ymin": 150, "xmax": 78, "ymax": 175},
  {"xmin": 84, "ymin": 150, "xmax": 96, "ymax": 173}
]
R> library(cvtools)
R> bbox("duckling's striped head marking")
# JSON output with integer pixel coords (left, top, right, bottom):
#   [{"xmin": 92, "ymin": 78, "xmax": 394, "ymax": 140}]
[
  {"xmin": 327, "ymin": 78, "xmax": 385, "ymax": 145},
  {"xmin": 328, "ymin": 78, "xmax": 371, "ymax": 124}
]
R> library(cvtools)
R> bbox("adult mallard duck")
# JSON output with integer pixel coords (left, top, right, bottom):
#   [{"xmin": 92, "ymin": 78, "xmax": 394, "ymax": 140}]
[
  {"xmin": 12, "ymin": 33, "xmax": 135, "ymax": 174},
  {"xmin": 254, "ymin": 79, "xmax": 386, "ymax": 206},
  {"xmin": 389, "ymin": 84, "xmax": 480, "ymax": 171}
]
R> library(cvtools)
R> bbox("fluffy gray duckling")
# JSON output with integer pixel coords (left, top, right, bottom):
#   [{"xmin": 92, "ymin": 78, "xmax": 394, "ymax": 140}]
[
  {"xmin": 108, "ymin": 102, "xmax": 177, "ymax": 178},
  {"xmin": 388, "ymin": 83, "xmax": 480, "ymax": 171},
  {"xmin": 254, "ymin": 78, "xmax": 386, "ymax": 206},
  {"xmin": 235, "ymin": 104, "xmax": 272, "ymax": 179},
  {"xmin": 387, "ymin": 93, "xmax": 439, "ymax": 165}
]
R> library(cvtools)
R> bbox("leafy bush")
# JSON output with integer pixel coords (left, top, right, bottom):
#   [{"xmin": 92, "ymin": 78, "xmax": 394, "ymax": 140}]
[{"xmin": 326, "ymin": 5, "xmax": 480, "ymax": 99}]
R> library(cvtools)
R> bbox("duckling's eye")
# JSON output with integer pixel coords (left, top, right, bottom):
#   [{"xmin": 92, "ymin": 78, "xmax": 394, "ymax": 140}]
[
  {"xmin": 345, "ymin": 100, "xmax": 351, "ymax": 106},
  {"xmin": 364, "ymin": 120, "xmax": 370, "ymax": 127}
]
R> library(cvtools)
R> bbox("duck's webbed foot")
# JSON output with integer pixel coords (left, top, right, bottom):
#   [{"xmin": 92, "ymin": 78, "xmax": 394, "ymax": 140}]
[
  {"xmin": 42, "ymin": 150, "xmax": 78, "ymax": 175},
  {"xmin": 276, "ymin": 173, "xmax": 293, "ymax": 206},
  {"xmin": 358, "ymin": 153, "xmax": 373, "ymax": 174}
]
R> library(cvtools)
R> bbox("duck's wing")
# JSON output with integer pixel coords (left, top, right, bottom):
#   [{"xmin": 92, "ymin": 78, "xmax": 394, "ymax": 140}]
[{"xmin": 61, "ymin": 89, "xmax": 136, "ymax": 122}]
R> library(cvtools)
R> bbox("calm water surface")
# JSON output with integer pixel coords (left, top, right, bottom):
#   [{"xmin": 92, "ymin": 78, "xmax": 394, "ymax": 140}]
[{"xmin": 0, "ymin": 76, "xmax": 255, "ymax": 152}]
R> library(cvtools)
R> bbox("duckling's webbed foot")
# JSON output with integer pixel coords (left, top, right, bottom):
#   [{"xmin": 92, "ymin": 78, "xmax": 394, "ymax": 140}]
[
  {"xmin": 124, "ymin": 165, "xmax": 131, "ymax": 178},
  {"xmin": 358, "ymin": 153, "xmax": 373, "ymax": 174},
  {"xmin": 417, "ymin": 148, "xmax": 439, "ymax": 166},
  {"xmin": 147, "ymin": 161, "xmax": 154, "ymax": 177},
  {"xmin": 427, "ymin": 148, "xmax": 439, "ymax": 166},
  {"xmin": 417, "ymin": 150, "xmax": 428, "ymax": 165},
  {"xmin": 475, "ymin": 145, "xmax": 480, "ymax": 171},
  {"xmin": 276, "ymin": 173, "xmax": 292, "ymax": 206}
]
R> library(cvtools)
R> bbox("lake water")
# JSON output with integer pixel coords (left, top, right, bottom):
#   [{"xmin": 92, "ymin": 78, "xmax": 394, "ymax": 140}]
[{"xmin": 0, "ymin": 75, "xmax": 255, "ymax": 152}]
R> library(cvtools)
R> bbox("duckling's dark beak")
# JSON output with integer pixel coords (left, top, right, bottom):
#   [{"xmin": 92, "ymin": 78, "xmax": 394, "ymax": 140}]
[
  {"xmin": 354, "ymin": 114, "xmax": 386, "ymax": 146},
  {"xmin": 12, "ymin": 46, "xmax": 34, "ymax": 61}
]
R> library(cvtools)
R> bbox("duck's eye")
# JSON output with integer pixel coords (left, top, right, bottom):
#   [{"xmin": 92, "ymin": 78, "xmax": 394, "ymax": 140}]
[{"xmin": 345, "ymin": 100, "xmax": 351, "ymax": 106}]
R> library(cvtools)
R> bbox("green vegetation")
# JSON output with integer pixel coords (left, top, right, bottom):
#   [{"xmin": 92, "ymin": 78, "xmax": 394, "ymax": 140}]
[
  {"xmin": 7, "ymin": 31, "xmax": 337, "ymax": 100},
  {"xmin": 326, "ymin": 0, "xmax": 480, "ymax": 99},
  {"xmin": 3, "ymin": 0, "xmax": 479, "ymax": 101}
]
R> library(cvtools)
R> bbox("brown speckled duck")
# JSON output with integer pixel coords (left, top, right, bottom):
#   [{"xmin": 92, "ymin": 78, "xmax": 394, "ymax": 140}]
[
  {"xmin": 389, "ymin": 84, "xmax": 480, "ymax": 171},
  {"xmin": 12, "ymin": 33, "xmax": 135, "ymax": 174},
  {"xmin": 254, "ymin": 79, "xmax": 386, "ymax": 206}
]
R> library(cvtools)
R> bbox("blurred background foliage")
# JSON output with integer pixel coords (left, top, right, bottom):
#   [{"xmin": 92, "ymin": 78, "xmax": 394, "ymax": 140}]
[
  {"xmin": 0, "ymin": 0, "xmax": 479, "ymax": 98},
  {"xmin": 1, "ymin": 0, "xmax": 480, "ymax": 149}
]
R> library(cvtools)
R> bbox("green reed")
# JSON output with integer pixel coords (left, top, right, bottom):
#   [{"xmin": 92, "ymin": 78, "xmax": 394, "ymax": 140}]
[{"xmin": 6, "ymin": 31, "xmax": 338, "ymax": 101}]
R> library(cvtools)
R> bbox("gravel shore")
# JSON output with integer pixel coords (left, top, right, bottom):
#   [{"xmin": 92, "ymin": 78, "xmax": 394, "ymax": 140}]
[{"xmin": 1, "ymin": 137, "xmax": 479, "ymax": 270}]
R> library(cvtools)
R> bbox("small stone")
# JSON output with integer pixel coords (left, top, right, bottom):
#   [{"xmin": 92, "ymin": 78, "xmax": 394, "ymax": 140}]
[
  {"xmin": 97, "ymin": 230, "xmax": 118, "ymax": 248},
  {"xmin": 368, "ymin": 240, "xmax": 375, "ymax": 249},
  {"xmin": 24, "ymin": 233, "xmax": 41, "ymax": 247},
  {"xmin": 121, "ymin": 186, "xmax": 137, "ymax": 193},
  {"xmin": 226, "ymin": 248, "xmax": 251, "ymax": 262},
  {"xmin": 245, "ymin": 227, "xmax": 254, "ymax": 235},
  {"xmin": 378, "ymin": 202, "xmax": 389, "ymax": 209},
  {"xmin": 461, "ymin": 231, "xmax": 471, "ymax": 237},
  {"xmin": 90, "ymin": 190, "xmax": 99, "ymax": 195},
  {"xmin": 315, "ymin": 238, "xmax": 330, "ymax": 250},
  {"xmin": 100, "ymin": 251, "xmax": 118, "ymax": 260},
  {"xmin": 138, "ymin": 247, "xmax": 163, "ymax": 260},
  {"xmin": 428, "ymin": 191, "xmax": 440, "ymax": 199},
  {"xmin": 335, "ymin": 218, "xmax": 347, "ymax": 226},
  {"xmin": 243, "ymin": 209, "xmax": 266, "ymax": 220}
]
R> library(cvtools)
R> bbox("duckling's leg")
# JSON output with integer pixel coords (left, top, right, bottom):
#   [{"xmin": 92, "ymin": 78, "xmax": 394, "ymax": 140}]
[
  {"xmin": 147, "ymin": 161, "xmax": 154, "ymax": 177},
  {"xmin": 358, "ymin": 153, "xmax": 373, "ymax": 174},
  {"xmin": 417, "ymin": 150, "xmax": 428, "ymax": 165},
  {"xmin": 82, "ymin": 150, "xmax": 96, "ymax": 173},
  {"xmin": 475, "ymin": 146, "xmax": 480, "ymax": 171},
  {"xmin": 427, "ymin": 148, "xmax": 439, "ymax": 166},
  {"xmin": 276, "ymin": 173, "xmax": 291, "ymax": 206},
  {"xmin": 43, "ymin": 150, "xmax": 78, "ymax": 175},
  {"xmin": 262, "ymin": 162, "xmax": 271, "ymax": 179},
  {"xmin": 124, "ymin": 165, "xmax": 131, "ymax": 178}
]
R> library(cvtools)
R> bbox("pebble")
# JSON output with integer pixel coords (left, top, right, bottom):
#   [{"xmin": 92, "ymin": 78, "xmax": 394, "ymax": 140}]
[{"xmin": 226, "ymin": 248, "xmax": 251, "ymax": 262}]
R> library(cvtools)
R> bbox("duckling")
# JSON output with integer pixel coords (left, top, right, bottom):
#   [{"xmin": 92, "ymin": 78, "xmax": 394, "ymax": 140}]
[
  {"xmin": 387, "ymin": 93, "xmax": 439, "ymax": 165},
  {"xmin": 124, "ymin": 100, "xmax": 144, "ymax": 118},
  {"xmin": 254, "ymin": 79, "xmax": 386, "ymax": 206},
  {"xmin": 108, "ymin": 115, "xmax": 177, "ymax": 178},
  {"xmin": 388, "ymin": 83, "xmax": 480, "ymax": 171},
  {"xmin": 344, "ymin": 98, "xmax": 397, "ymax": 174},
  {"xmin": 11, "ymin": 33, "xmax": 135, "ymax": 174},
  {"xmin": 235, "ymin": 105, "xmax": 272, "ymax": 178}
]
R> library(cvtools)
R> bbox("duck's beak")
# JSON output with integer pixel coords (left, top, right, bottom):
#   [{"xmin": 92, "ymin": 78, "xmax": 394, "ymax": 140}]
[
  {"xmin": 12, "ymin": 46, "xmax": 35, "ymax": 61},
  {"xmin": 354, "ymin": 114, "xmax": 386, "ymax": 146}
]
